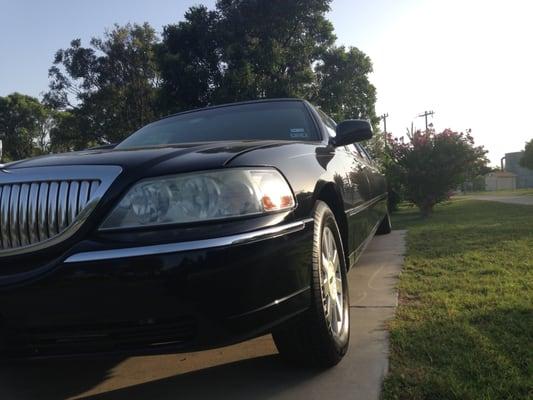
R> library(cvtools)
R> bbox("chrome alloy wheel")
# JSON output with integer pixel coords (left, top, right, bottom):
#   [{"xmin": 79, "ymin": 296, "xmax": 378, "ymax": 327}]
[{"xmin": 320, "ymin": 226, "xmax": 344, "ymax": 337}]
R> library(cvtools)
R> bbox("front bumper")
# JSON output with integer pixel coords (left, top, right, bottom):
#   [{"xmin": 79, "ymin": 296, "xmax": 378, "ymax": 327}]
[{"xmin": 0, "ymin": 219, "xmax": 313, "ymax": 358}]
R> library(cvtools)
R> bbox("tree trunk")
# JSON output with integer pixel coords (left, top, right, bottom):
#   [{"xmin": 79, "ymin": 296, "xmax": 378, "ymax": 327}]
[{"xmin": 418, "ymin": 201, "xmax": 435, "ymax": 218}]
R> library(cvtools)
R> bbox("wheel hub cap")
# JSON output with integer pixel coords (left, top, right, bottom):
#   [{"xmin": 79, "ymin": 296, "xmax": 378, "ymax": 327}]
[{"xmin": 320, "ymin": 226, "xmax": 344, "ymax": 337}]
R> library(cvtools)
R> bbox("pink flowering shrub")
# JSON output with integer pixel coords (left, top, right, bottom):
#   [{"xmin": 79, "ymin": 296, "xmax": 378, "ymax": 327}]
[{"xmin": 385, "ymin": 129, "xmax": 488, "ymax": 216}]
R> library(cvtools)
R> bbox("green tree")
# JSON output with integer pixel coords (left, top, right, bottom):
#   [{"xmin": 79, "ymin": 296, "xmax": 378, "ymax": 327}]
[
  {"xmin": 386, "ymin": 129, "xmax": 488, "ymax": 216},
  {"xmin": 48, "ymin": 111, "xmax": 88, "ymax": 153},
  {"xmin": 45, "ymin": 2, "xmax": 378, "ymax": 148},
  {"xmin": 313, "ymin": 46, "xmax": 377, "ymax": 123},
  {"xmin": 158, "ymin": 0, "xmax": 376, "ymax": 120},
  {"xmin": 45, "ymin": 23, "xmax": 160, "ymax": 147},
  {"xmin": 157, "ymin": 6, "xmax": 222, "ymax": 113},
  {"xmin": 519, "ymin": 139, "xmax": 533, "ymax": 169},
  {"xmin": 214, "ymin": 0, "xmax": 334, "ymax": 101},
  {"xmin": 0, "ymin": 93, "xmax": 52, "ymax": 161}
]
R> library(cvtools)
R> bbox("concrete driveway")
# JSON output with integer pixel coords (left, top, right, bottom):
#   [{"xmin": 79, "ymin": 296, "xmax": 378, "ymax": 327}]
[
  {"xmin": 466, "ymin": 194, "xmax": 533, "ymax": 205},
  {"xmin": 0, "ymin": 231, "xmax": 406, "ymax": 400}
]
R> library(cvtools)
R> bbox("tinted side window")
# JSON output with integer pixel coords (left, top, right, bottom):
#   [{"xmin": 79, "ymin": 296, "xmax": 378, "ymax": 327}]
[
  {"xmin": 357, "ymin": 144, "xmax": 374, "ymax": 163},
  {"xmin": 346, "ymin": 143, "xmax": 374, "ymax": 165},
  {"xmin": 346, "ymin": 144, "xmax": 364, "ymax": 158},
  {"xmin": 316, "ymin": 109, "xmax": 337, "ymax": 138}
]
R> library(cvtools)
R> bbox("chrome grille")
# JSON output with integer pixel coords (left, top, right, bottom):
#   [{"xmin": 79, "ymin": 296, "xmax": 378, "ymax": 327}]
[
  {"xmin": 0, "ymin": 165, "xmax": 122, "ymax": 257},
  {"xmin": 0, "ymin": 180, "xmax": 101, "ymax": 250}
]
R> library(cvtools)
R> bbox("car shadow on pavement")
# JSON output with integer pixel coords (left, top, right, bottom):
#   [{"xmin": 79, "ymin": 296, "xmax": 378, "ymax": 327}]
[
  {"xmin": 0, "ymin": 354, "xmax": 322, "ymax": 400},
  {"xmin": 0, "ymin": 356, "xmax": 125, "ymax": 400},
  {"xmin": 80, "ymin": 354, "xmax": 322, "ymax": 400}
]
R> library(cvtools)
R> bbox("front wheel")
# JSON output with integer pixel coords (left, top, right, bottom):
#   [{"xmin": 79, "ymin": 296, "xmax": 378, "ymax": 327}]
[{"xmin": 273, "ymin": 201, "xmax": 350, "ymax": 368}]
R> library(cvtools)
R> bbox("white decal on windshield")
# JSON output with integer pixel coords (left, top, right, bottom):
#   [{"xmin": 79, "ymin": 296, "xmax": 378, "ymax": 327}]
[{"xmin": 290, "ymin": 128, "xmax": 309, "ymax": 138}]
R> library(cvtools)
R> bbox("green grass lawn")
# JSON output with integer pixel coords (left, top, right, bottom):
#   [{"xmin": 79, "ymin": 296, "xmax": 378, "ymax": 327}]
[{"xmin": 382, "ymin": 200, "xmax": 533, "ymax": 400}]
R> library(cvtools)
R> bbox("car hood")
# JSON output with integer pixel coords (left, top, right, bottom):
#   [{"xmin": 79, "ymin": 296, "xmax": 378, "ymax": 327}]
[{"xmin": 1, "ymin": 141, "xmax": 287, "ymax": 175}]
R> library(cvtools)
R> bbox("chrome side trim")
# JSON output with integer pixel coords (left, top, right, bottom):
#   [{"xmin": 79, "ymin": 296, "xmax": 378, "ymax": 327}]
[
  {"xmin": 65, "ymin": 218, "xmax": 314, "ymax": 264},
  {"xmin": 229, "ymin": 286, "xmax": 311, "ymax": 319},
  {"xmin": 345, "ymin": 193, "xmax": 387, "ymax": 217},
  {"xmin": 0, "ymin": 165, "xmax": 122, "ymax": 258}
]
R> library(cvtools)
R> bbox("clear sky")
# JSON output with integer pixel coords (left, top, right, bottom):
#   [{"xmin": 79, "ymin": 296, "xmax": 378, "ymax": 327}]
[{"xmin": 1, "ymin": 0, "xmax": 531, "ymax": 165}]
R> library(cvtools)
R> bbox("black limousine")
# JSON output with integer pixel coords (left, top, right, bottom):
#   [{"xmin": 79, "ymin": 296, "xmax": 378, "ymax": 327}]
[{"xmin": 0, "ymin": 98, "xmax": 390, "ymax": 367}]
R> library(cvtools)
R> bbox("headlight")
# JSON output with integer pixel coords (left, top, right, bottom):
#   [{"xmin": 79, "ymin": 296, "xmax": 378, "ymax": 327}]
[{"xmin": 100, "ymin": 168, "xmax": 295, "ymax": 229}]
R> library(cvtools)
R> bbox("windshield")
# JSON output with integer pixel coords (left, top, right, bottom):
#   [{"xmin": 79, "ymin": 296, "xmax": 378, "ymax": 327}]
[{"xmin": 117, "ymin": 101, "xmax": 319, "ymax": 149}]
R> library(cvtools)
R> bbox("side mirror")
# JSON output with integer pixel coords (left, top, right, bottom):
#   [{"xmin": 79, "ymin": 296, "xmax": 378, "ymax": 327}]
[{"xmin": 332, "ymin": 120, "xmax": 373, "ymax": 146}]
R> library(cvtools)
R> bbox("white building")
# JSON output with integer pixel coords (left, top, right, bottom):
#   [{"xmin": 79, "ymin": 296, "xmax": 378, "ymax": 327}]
[{"xmin": 484, "ymin": 171, "xmax": 517, "ymax": 191}]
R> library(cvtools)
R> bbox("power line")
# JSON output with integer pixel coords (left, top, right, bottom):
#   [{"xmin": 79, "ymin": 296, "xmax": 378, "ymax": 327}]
[
  {"xmin": 380, "ymin": 113, "xmax": 389, "ymax": 133},
  {"xmin": 417, "ymin": 110, "xmax": 435, "ymax": 131}
]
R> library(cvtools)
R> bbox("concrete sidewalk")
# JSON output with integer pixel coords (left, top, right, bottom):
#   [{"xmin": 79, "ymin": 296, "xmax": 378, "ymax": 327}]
[
  {"xmin": 466, "ymin": 194, "xmax": 533, "ymax": 206},
  {"xmin": 0, "ymin": 231, "xmax": 406, "ymax": 400}
]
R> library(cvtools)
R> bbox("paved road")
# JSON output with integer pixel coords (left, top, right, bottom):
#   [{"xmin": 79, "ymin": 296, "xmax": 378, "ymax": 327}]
[
  {"xmin": 466, "ymin": 194, "xmax": 533, "ymax": 206},
  {"xmin": 0, "ymin": 231, "xmax": 406, "ymax": 400}
]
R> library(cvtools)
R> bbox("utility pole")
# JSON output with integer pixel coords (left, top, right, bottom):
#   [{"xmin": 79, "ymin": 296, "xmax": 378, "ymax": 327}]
[
  {"xmin": 417, "ymin": 110, "xmax": 435, "ymax": 131},
  {"xmin": 379, "ymin": 113, "xmax": 389, "ymax": 133}
]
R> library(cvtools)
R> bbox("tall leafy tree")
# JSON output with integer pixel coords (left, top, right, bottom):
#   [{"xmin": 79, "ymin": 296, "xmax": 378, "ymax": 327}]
[
  {"xmin": 158, "ymin": 6, "xmax": 221, "ymax": 113},
  {"xmin": 44, "ymin": 2, "xmax": 378, "ymax": 148},
  {"xmin": 313, "ymin": 46, "xmax": 377, "ymax": 123},
  {"xmin": 48, "ymin": 111, "xmax": 87, "ymax": 153},
  {"xmin": 519, "ymin": 139, "xmax": 533, "ymax": 169},
  {"xmin": 158, "ymin": 0, "xmax": 376, "ymax": 121},
  {"xmin": 213, "ymin": 0, "xmax": 335, "ymax": 101},
  {"xmin": 0, "ymin": 93, "xmax": 52, "ymax": 161},
  {"xmin": 45, "ymin": 23, "xmax": 160, "ymax": 147}
]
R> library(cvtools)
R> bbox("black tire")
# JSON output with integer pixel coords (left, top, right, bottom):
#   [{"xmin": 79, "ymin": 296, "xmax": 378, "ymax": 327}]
[
  {"xmin": 272, "ymin": 201, "xmax": 350, "ymax": 368},
  {"xmin": 376, "ymin": 211, "xmax": 392, "ymax": 235}
]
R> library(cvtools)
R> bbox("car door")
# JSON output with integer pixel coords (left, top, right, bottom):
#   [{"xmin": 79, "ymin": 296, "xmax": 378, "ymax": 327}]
[
  {"xmin": 344, "ymin": 143, "xmax": 376, "ymax": 239},
  {"xmin": 315, "ymin": 109, "xmax": 374, "ymax": 257},
  {"xmin": 355, "ymin": 143, "xmax": 387, "ymax": 227}
]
